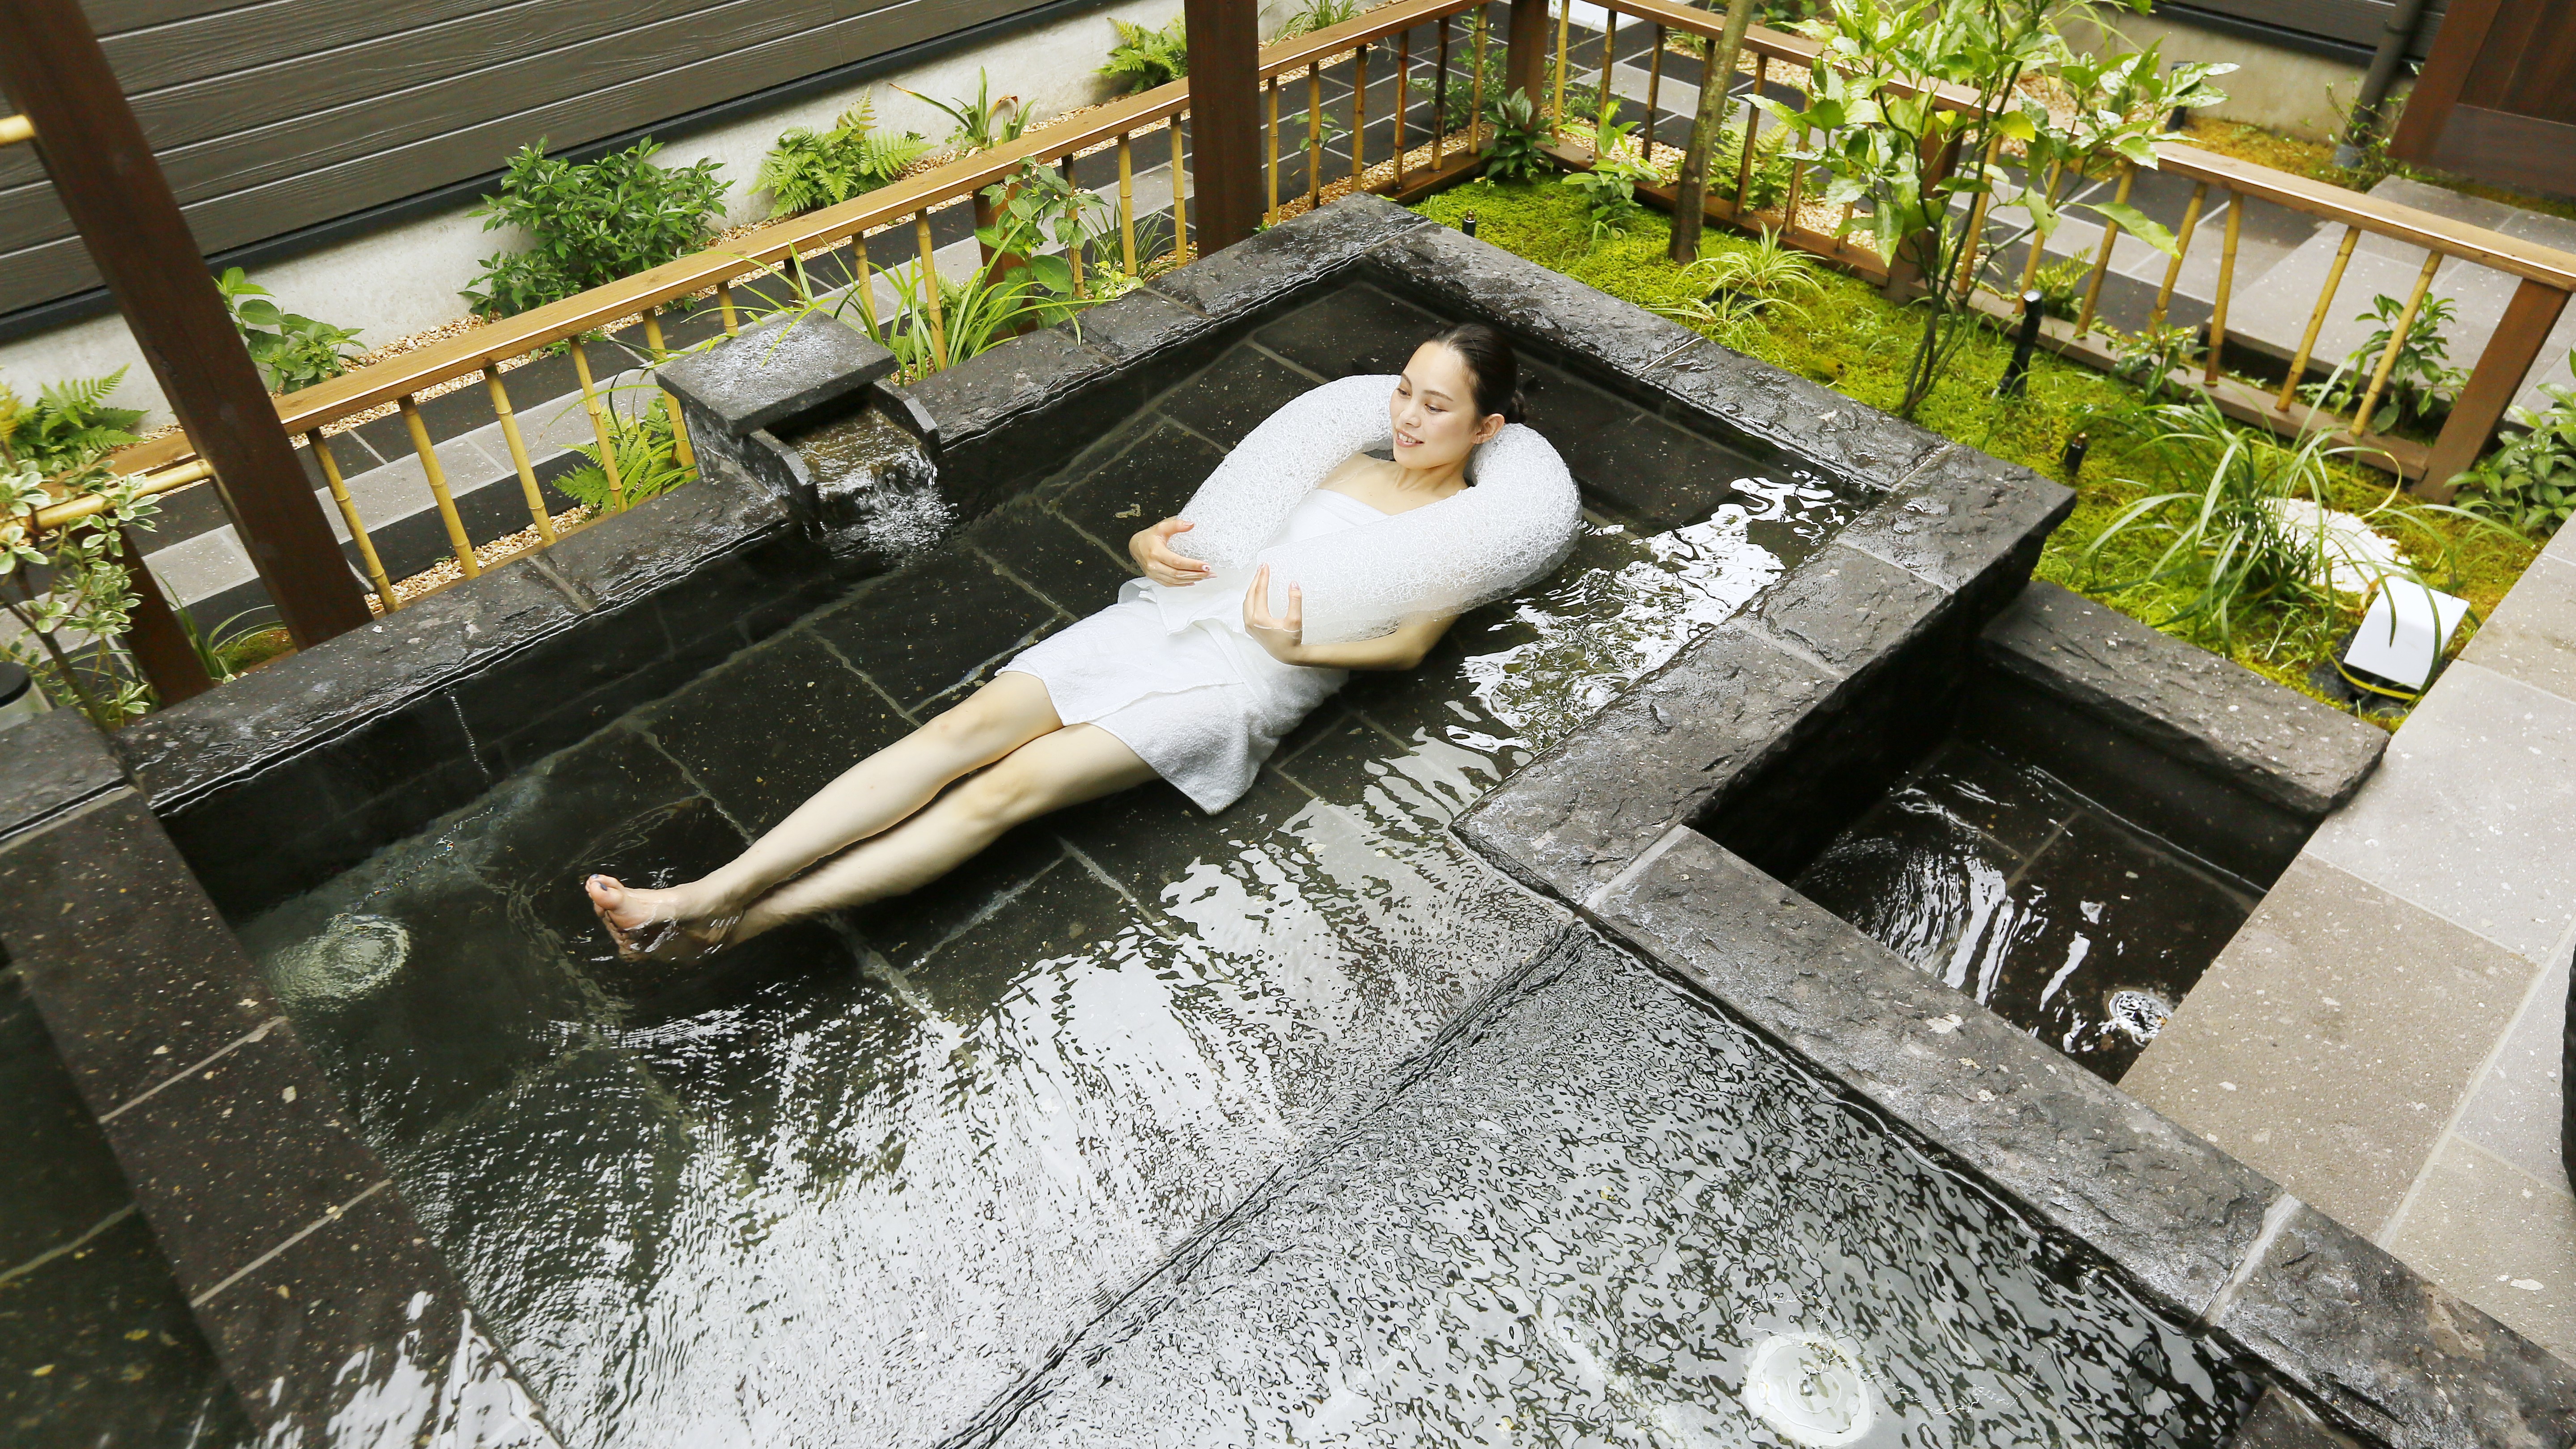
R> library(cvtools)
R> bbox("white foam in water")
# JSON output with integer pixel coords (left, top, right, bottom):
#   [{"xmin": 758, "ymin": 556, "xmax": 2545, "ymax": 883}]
[
  {"xmin": 1742, "ymin": 1334, "xmax": 1877, "ymax": 1447},
  {"xmin": 2107, "ymin": 988, "xmax": 2174, "ymax": 1044},
  {"xmin": 269, "ymin": 912, "xmax": 410, "ymax": 1011},
  {"xmin": 1171, "ymin": 374, "xmax": 1581, "ymax": 644}
]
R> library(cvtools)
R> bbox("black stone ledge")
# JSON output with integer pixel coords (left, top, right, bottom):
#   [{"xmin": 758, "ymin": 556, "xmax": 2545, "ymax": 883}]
[
  {"xmin": 1836, "ymin": 443, "xmax": 2076, "ymax": 599},
  {"xmin": 0, "ymin": 790, "xmax": 559, "ymax": 1445},
  {"xmin": 1352, "ymin": 220, "xmax": 1704, "ymax": 380},
  {"xmin": 658, "ymin": 310, "xmax": 894, "ymax": 440},
  {"xmin": 0, "ymin": 706, "xmax": 130, "ymax": 843},
  {"xmin": 1148, "ymin": 192, "xmax": 1436, "ymax": 324},
  {"xmin": 1588, "ymin": 829, "xmax": 2576, "ymax": 1449},
  {"xmin": 1643, "ymin": 339, "xmax": 1950, "ymax": 494},
  {"xmin": 1979, "ymin": 580, "xmax": 2386, "ymax": 822},
  {"xmin": 2210, "ymin": 1200, "xmax": 2576, "ymax": 1449}
]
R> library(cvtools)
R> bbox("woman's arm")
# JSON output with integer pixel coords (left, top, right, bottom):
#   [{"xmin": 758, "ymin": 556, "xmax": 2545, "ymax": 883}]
[{"xmin": 1241, "ymin": 565, "xmax": 1456, "ymax": 671}]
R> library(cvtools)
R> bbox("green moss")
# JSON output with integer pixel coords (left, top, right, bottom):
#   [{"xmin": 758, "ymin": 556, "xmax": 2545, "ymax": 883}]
[{"xmin": 1415, "ymin": 178, "xmax": 2541, "ymax": 726}]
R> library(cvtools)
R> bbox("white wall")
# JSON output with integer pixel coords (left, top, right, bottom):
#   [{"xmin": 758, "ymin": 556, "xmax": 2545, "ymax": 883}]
[
  {"xmin": 0, "ymin": 0, "xmax": 1324, "ymax": 430},
  {"xmin": 2066, "ymin": 10, "xmax": 2400, "ymax": 144}
]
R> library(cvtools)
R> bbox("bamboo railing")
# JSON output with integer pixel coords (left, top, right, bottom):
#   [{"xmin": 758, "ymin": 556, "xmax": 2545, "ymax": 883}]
[{"xmin": 68, "ymin": 0, "xmax": 1496, "ymax": 622}]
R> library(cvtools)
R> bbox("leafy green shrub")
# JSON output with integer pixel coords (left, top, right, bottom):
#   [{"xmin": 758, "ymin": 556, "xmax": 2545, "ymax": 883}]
[
  {"xmin": 2457, "ymin": 356, "xmax": 2576, "ymax": 536},
  {"xmin": 1562, "ymin": 110, "xmax": 1658, "ymax": 242},
  {"xmin": 1278, "ymin": 0, "xmax": 1360, "ymax": 38},
  {"xmin": 1101, "ymin": 17, "xmax": 1189, "ymax": 93},
  {"xmin": 1481, "ymin": 89, "xmax": 1551, "ymax": 183},
  {"xmin": 755, "ymin": 99, "xmax": 931, "ymax": 218},
  {"xmin": 874, "ymin": 160, "xmax": 1116, "ymax": 377},
  {"xmin": 215, "ymin": 269, "xmax": 362, "ymax": 392},
  {"xmin": 1685, "ymin": 227, "xmax": 1822, "ymax": 300},
  {"xmin": 0, "ymin": 371, "xmax": 143, "ymax": 473},
  {"xmin": 2304, "ymin": 292, "xmax": 2466, "ymax": 431},
  {"xmin": 2109, "ymin": 322, "xmax": 2204, "ymax": 408},
  {"xmin": 463, "ymin": 139, "xmax": 730, "ymax": 318},
  {"xmin": 895, "ymin": 71, "xmax": 1031, "ymax": 153},
  {"xmin": 556, "ymin": 393, "xmax": 695, "ymax": 510}
]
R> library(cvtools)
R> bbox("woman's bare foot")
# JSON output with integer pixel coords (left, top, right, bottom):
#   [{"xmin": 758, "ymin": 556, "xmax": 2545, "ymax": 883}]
[{"xmin": 584, "ymin": 875, "xmax": 738, "ymax": 967}]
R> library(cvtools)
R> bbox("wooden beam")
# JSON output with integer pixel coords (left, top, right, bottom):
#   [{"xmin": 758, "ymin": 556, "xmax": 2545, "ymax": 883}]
[
  {"xmin": 0, "ymin": 0, "xmax": 369, "ymax": 648},
  {"xmin": 1183, "ymin": 0, "xmax": 1265, "ymax": 252},
  {"xmin": 2421, "ymin": 276, "xmax": 2571, "ymax": 499},
  {"xmin": 1505, "ymin": 0, "xmax": 1552, "ymax": 110}
]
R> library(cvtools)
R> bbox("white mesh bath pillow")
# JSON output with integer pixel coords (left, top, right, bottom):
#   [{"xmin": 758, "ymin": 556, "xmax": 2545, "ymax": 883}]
[{"xmin": 1170, "ymin": 373, "xmax": 1581, "ymax": 643}]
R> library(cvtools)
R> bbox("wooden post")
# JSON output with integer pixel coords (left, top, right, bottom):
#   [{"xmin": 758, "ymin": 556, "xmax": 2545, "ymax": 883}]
[
  {"xmin": 2422, "ymin": 277, "xmax": 2572, "ymax": 499},
  {"xmin": 0, "ymin": 0, "xmax": 370, "ymax": 649},
  {"xmin": 1183, "ymin": 0, "xmax": 1264, "ymax": 252},
  {"xmin": 1506, "ymin": 0, "xmax": 1553, "ymax": 111},
  {"xmin": 118, "ymin": 528, "xmax": 216, "ymax": 705}
]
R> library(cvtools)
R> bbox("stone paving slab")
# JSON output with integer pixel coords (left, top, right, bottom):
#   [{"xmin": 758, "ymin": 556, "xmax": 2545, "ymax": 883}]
[{"xmin": 2382, "ymin": 1135, "xmax": 2576, "ymax": 1362}]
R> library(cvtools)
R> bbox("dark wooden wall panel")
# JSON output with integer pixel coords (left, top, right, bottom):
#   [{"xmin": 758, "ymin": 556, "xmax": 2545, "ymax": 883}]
[
  {"xmin": 0, "ymin": 0, "xmax": 1054, "ymax": 319},
  {"xmin": 2157, "ymin": 0, "xmax": 2448, "ymax": 55}
]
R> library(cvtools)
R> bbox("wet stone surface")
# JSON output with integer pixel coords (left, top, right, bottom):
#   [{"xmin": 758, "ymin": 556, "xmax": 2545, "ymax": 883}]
[
  {"xmin": 984, "ymin": 932, "xmax": 2262, "ymax": 1448},
  {"xmin": 238, "ymin": 284, "xmax": 1856, "ymax": 1448},
  {"xmin": 1795, "ymin": 737, "xmax": 2259, "ymax": 1081}
]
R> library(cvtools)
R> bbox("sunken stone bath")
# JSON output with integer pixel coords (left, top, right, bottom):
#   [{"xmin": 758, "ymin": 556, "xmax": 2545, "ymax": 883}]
[{"xmin": 0, "ymin": 198, "xmax": 2569, "ymax": 1445}]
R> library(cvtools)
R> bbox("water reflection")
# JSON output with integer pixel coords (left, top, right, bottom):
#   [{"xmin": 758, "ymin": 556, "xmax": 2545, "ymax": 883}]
[
  {"xmin": 237, "ymin": 307, "xmax": 2022, "ymax": 1446},
  {"xmin": 983, "ymin": 937, "xmax": 2256, "ymax": 1446}
]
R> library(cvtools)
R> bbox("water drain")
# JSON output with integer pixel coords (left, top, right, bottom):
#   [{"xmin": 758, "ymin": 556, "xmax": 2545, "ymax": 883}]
[
  {"xmin": 1742, "ymin": 1333, "xmax": 1874, "ymax": 1446},
  {"xmin": 271, "ymin": 912, "xmax": 410, "ymax": 1010},
  {"xmin": 2106, "ymin": 989, "xmax": 2174, "ymax": 1043}
]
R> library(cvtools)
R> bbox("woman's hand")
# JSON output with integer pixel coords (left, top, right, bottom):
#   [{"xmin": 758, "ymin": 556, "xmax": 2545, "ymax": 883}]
[
  {"xmin": 1242, "ymin": 564, "xmax": 1308, "ymax": 665},
  {"xmin": 1130, "ymin": 517, "xmax": 1212, "ymax": 587}
]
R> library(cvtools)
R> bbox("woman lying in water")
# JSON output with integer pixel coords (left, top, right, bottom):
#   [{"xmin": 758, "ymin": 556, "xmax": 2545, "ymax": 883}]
[{"xmin": 586, "ymin": 322, "xmax": 1578, "ymax": 964}]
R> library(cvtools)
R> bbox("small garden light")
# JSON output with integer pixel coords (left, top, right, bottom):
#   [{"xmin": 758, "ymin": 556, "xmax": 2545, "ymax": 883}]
[
  {"xmin": 1460, "ymin": 211, "xmax": 1478, "ymax": 238},
  {"xmin": 2342, "ymin": 579, "xmax": 2470, "ymax": 694},
  {"xmin": 2061, "ymin": 431, "xmax": 2090, "ymax": 478},
  {"xmin": 1997, "ymin": 289, "xmax": 2045, "ymax": 398}
]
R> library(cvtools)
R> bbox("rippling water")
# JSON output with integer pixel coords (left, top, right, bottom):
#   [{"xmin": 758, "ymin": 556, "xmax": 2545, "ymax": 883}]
[{"xmin": 236, "ymin": 289, "xmax": 2236, "ymax": 1446}]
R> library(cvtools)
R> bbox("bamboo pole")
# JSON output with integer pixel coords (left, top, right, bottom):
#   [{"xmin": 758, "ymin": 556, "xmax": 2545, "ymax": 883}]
[
  {"xmin": 2146, "ymin": 180, "xmax": 2209, "ymax": 333},
  {"xmin": 1395, "ymin": 24, "xmax": 1411, "ymax": 188},
  {"xmin": 1646, "ymin": 25, "xmax": 1665, "ymax": 153},
  {"xmin": 1732, "ymin": 58, "xmax": 1763, "ymax": 208},
  {"xmin": 1950, "ymin": 134, "xmax": 2004, "ymax": 300},
  {"xmin": 1553, "ymin": 0, "xmax": 1571, "ymax": 124},
  {"xmin": 1352, "ymin": 47, "xmax": 1370, "ymax": 184},
  {"xmin": 2278, "ymin": 226, "xmax": 2360, "ymax": 412},
  {"xmin": 567, "ymin": 341, "xmax": 626, "ymax": 512},
  {"xmin": 1597, "ymin": 7, "xmax": 1617, "ymax": 115},
  {"xmin": 1470, "ymin": 15, "xmax": 1487, "ymax": 150},
  {"xmin": 482, "ymin": 369, "xmax": 555, "ymax": 545},
  {"xmin": 1118, "ymin": 133, "xmax": 1139, "ymax": 271},
  {"xmin": 716, "ymin": 281, "xmax": 739, "ymax": 336},
  {"xmin": 2206, "ymin": 192, "xmax": 2242, "ymax": 387},
  {"xmin": 1307, "ymin": 65, "xmax": 1325, "ymax": 210},
  {"xmin": 1268, "ymin": 76, "xmax": 1282, "ymax": 222},
  {"xmin": 1435, "ymin": 17, "xmax": 1450, "ymax": 166},
  {"xmin": 915, "ymin": 211, "xmax": 947, "ymax": 369},
  {"xmin": 1170, "ymin": 114, "xmax": 1191, "ymax": 262},
  {"xmin": 852, "ymin": 233, "xmax": 881, "ymax": 340},
  {"xmin": 308, "ymin": 431, "xmax": 397, "ymax": 611},
  {"xmin": 642, "ymin": 305, "xmax": 697, "ymax": 474},
  {"xmin": 2072, "ymin": 161, "xmax": 2133, "ymax": 338},
  {"xmin": 398, "ymin": 396, "xmax": 480, "ymax": 578},
  {"xmin": 2351, "ymin": 250, "xmax": 2445, "ymax": 434}
]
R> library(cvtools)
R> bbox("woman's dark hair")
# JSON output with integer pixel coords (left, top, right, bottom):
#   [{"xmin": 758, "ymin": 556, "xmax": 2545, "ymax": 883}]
[{"xmin": 1426, "ymin": 322, "xmax": 1525, "ymax": 425}]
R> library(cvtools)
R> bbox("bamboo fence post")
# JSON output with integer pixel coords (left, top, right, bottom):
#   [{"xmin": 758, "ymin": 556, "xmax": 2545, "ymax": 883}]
[
  {"xmin": 915, "ymin": 211, "xmax": 948, "ymax": 369},
  {"xmin": 1307, "ymin": 64, "xmax": 1325, "ymax": 210},
  {"xmin": 1352, "ymin": 46, "xmax": 1370, "ymax": 184},
  {"xmin": 716, "ymin": 281, "xmax": 740, "ymax": 336},
  {"xmin": 852, "ymin": 233, "xmax": 881, "ymax": 340},
  {"xmin": 308, "ymin": 430, "xmax": 396, "ymax": 610},
  {"xmin": 2278, "ymin": 226, "xmax": 2360, "ymax": 411},
  {"xmin": 1553, "ymin": 0, "xmax": 1571, "ymax": 124},
  {"xmin": 1732, "ymin": 56, "xmax": 1764, "ymax": 209},
  {"xmin": 398, "ymin": 396, "xmax": 480, "ymax": 577},
  {"xmin": 1597, "ymin": 6, "xmax": 1618, "ymax": 114},
  {"xmin": 2206, "ymin": 192, "xmax": 2242, "ymax": 387},
  {"xmin": 481, "ymin": 369, "xmax": 555, "ymax": 545},
  {"xmin": 2072, "ymin": 161, "xmax": 2133, "ymax": 338},
  {"xmin": 1435, "ymin": 17, "xmax": 1450, "ymax": 166},
  {"xmin": 1395, "ymin": 25, "xmax": 1411, "ymax": 188},
  {"xmin": 2015, "ymin": 161, "xmax": 2062, "ymax": 294},
  {"xmin": 1170, "ymin": 114, "xmax": 1191, "ymax": 262},
  {"xmin": 1118, "ymin": 133, "xmax": 1139, "ymax": 271},
  {"xmin": 1268, "ymin": 76, "xmax": 1282, "ymax": 222},
  {"xmin": 1646, "ymin": 25, "xmax": 1665, "ymax": 156},
  {"xmin": 567, "ymin": 341, "xmax": 626, "ymax": 513},
  {"xmin": 2146, "ymin": 180, "xmax": 2209, "ymax": 334},
  {"xmin": 641, "ymin": 305, "xmax": 697, "ymax": 474},
  {"xmin": 2351, "ymin": 250, "xmax": 2445, "ymax": 434},
  {"xmin": 1470, "ymin": 15, "xmax": 1487, "ymax": 150},
  {"xmin": 1950, "ymin": 134, "xmax": 2004, "ymax": 300}
]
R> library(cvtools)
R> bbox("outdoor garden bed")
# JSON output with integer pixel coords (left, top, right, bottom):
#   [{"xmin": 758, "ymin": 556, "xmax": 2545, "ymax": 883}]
[{"xmin": 1408, "ymin": 177, "xmax": 2545, "ymax": 725}]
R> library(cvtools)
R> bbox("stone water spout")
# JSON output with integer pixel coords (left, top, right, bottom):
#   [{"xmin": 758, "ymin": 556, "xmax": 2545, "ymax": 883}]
[{"xmin": 661, "ymin": 310, "xmax": 947, "ymax": 563}]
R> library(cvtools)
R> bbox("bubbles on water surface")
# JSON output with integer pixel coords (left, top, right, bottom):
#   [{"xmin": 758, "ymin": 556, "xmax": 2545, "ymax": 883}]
[
  {"xmin": 268, "ymin": 912, "xmax": 410, "ymax": 1011},
  {"xmin": 2106, "ymin": 989, "xmax": 2174, "ymax": 1043},
  {"xmin": 1743, "ymin": 1334, "xmax": 1876, "ymax": 1447}
]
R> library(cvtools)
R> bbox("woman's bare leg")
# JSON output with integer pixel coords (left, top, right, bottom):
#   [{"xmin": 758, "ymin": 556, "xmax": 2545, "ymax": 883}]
[
  {"xmin": 585, "ymin": 673, "xmax": 1063, "ymax": 951},
  {"xmin": 726, "ymin": 723, "xmax": 1157, "ymax": 945}
]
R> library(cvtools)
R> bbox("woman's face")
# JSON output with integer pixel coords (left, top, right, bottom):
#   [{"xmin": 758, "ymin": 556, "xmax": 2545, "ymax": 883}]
[{"xmin": 1389, "ymin": 342, "xmax": 1505, "ymax": 471}]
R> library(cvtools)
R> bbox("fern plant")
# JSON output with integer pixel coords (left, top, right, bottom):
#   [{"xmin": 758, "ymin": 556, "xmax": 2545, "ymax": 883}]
[
  {"xmin": 894, "ymin": 71, "xmax": 1032, "ymax": 154},
  {"xmin": 0, "ymin": 369, "xmax": 143, "ymax": 472},
  {"xmin": 1278, "ymin": 0, "xmax": 1361, "ymax": 38},
  {"xmin": 555, "ymin": 393, "xmax": 695, "ymax": 511},
  {"xmin": 756, "ymin": 99, "xmax": 931, "ymax": 218},
  {"xmin": 464, "ymin": 139, "xmax": 730, "ymax": 317},
  {"xmin": 1100, "ymin": 17, "xmax": 1189, "ymax": 93}
]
